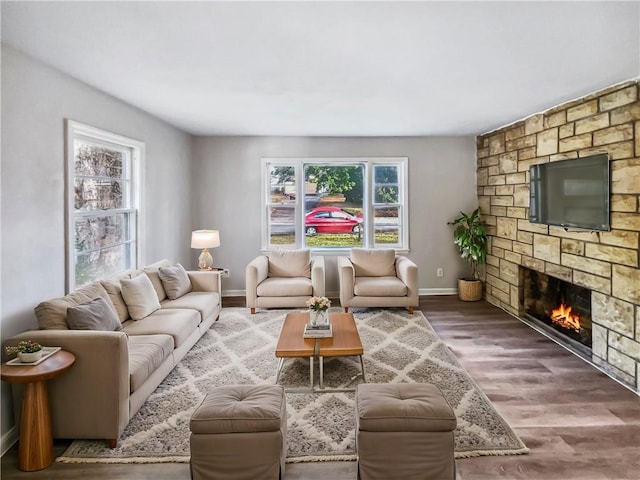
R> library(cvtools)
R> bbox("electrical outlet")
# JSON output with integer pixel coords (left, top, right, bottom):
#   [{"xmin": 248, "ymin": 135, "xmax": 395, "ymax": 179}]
[
  {"xmin": 222, "ymin": 268, "xmax": 230, "ymax": 278},
  {"xmin": 436, "ymin": 268, "xmax": 444, "ymax": 278}
]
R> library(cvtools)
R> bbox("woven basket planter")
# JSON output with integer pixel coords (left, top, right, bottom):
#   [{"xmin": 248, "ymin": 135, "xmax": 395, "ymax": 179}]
[{"xmin": 457, "ymin": 279, "xmax": 483, "ymax": 302}]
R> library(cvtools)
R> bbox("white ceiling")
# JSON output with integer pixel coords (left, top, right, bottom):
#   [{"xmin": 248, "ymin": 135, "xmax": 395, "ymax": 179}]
[{"xmin": 2, "ymin": 1, "xmax": 639, "ymax": 137}]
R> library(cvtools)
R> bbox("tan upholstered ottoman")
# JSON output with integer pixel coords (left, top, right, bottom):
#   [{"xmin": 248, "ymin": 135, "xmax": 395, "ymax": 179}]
[
  {"xmin": 356, "ymin": 383, "xmax": 457, "ymax": 480},
  {"xmin": 189, "ymin": 385, "xmax": 287, "ymax": 480}
]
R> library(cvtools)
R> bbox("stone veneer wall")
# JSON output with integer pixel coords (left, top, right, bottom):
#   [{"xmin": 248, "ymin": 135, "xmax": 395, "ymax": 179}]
[{"xmin": 476, "ymin": 80, "xmax": 640, "ymax": 392}]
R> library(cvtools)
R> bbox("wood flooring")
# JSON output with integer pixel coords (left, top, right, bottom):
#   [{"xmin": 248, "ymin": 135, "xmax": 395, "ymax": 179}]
[{"xmin": 2, "ymin": 296, "xmax": 638, "ymax": 479}]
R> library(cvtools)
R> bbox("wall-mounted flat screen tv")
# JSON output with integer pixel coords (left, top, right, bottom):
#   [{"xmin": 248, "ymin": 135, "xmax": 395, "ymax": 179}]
[{"xmin": 529, "ymin": 154, "xmax": 610, "ymax": 231}]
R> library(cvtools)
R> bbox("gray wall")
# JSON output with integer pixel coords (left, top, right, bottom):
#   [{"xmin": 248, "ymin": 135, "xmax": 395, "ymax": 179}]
[
  {"xmin": 0, "ymin": 46, "xmax": 193, "ymax": 441},
  {"xmin": 191, "ymin": 136, "xmax": 478, "ymax": 295}
]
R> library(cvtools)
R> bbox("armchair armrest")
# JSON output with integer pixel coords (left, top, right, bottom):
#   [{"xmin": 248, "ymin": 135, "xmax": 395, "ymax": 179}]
[
  {"xmin": 310, "ymin": 256, "xmax": 326, "ymax": 297},
  {"xmin": 337, "ymin": 256, "xmax": 355, "ymax": 306},
  {"xmin": 6, "ymin": 329, "xmax": 130, "ymax": 441},
  {"xmin": 245, "ymin": 255, "xmax": 269, "ymax": 309},
  {"xmin": 396, "ymin": 256, "xmax": 419, "ymax": 305}
]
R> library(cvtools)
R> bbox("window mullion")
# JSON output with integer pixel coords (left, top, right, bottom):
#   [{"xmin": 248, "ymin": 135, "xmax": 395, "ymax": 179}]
[
  {"xmin": 73, "ymin": 208, "xmax": 136, "ymax": 218},
  {"xmin": 364, "ymin": 162, "xmax": 372, "ymax": 248},
  {"xmin": 76, "ymin": 239, "xmax": 136, "ymax": 256},
  {"xmin": 296, "ymin": 161, "xmax": 305, "ymax": 248}
]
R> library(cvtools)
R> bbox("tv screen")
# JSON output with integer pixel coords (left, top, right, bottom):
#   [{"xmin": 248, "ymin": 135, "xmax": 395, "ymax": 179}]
[{"xmin": 529, "ymin": 154, "xmax": 610, "ymax": 231}]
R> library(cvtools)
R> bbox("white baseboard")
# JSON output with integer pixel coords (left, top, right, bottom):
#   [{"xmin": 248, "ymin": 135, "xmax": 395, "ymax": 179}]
[
  {"xmin": 221, "ymin": 289, "xmax": 245, "ymax": 297},
  {"xmin": 221, "ymin": 288, "xmax": 457, "ymax": 299},
  {"xmin": 1, "ymin": 426, "xmax": 18, "ymax": 458},
  {"xmin": 418, "ymin": 288, "xmax": 457, "ymax": 296}
]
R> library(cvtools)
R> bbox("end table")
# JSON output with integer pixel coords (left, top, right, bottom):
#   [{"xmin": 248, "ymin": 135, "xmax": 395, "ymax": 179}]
[{"xmin": 1, "ymin": 350, "xmax": 75, "ymax": 471}]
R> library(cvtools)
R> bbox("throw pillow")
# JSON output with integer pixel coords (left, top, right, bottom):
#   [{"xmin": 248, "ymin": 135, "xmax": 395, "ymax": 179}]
[
  {"xmin": 268, "ymin": 249, "xmax": 311, "ymax": 278},
  {"xmin": 34, "ymin": 282, "xmax": 113, "ymax": 330},
  {"xmin": 120, "ymin": 274, "xmax": 161, "ymax": 320},
  {"xmin": 66, "ymin": 296, "xmax": 122, "ymax": 331},
  {"xmin": 350, "ymin": 248, "xmax": 396, "ymax": 277},
  {"xmin": 158, "ymin": 263, "xmax": 192, "ymax": 300}
]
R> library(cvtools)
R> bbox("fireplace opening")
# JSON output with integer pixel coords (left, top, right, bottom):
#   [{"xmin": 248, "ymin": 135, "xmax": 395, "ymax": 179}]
[{"xmin": 521, "ymin": 268, "xmax": 592, "ymax": 352}]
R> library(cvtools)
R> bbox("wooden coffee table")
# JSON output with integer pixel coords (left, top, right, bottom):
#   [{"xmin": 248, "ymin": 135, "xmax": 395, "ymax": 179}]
[{"xmin": 275, "ymin": 311, "xmax": 366, "ymax": 392}]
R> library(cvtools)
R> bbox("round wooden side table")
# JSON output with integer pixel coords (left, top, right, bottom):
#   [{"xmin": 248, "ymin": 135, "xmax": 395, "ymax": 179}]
[{"xmin": 1, "ymin": 350, "xmax": 75, "ymax": 471}]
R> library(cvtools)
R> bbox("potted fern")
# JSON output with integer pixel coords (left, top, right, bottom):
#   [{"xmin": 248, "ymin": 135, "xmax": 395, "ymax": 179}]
[{"xmin": 449, "ymin": 207, "xmax": 487, "ymax": 301}]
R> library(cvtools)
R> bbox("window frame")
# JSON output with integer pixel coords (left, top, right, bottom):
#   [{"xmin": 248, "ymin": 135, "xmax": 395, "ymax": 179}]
[
  {"xmin": 65, "ymin": 120, "xmax": 145, "ymax": 292},
  {"xmin": 261, "ymin": 157, "xmax": 409, "ymax": 253}
]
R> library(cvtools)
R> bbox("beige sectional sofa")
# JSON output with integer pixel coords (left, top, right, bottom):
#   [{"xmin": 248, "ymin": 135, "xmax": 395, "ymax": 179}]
[{"xmin": 6, "ymin": 259, "xmax": 221, "ymax": 447}]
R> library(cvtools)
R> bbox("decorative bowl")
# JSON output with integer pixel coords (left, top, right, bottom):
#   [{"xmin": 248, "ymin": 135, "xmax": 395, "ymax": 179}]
[{"xmin": 18, "ymin": 351, "xmax": 43, "ymax": 363}]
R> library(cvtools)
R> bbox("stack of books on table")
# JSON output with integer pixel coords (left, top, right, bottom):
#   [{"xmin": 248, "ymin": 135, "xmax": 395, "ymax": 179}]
[{"xmin": 303, "ymin": 323, "xmax": 333, "ymax": 338}]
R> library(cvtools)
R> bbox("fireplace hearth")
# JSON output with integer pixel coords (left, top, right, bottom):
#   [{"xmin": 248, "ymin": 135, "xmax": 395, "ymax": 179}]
[{"xmin": 520, "ymin": 268, "xmax": 593, "ymax": 358}]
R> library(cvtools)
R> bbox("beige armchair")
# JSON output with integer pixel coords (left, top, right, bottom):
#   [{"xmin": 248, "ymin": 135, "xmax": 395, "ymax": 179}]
[
  {"xmin": 338, "ymin": 248, "xmax": 418, "ymax": 313},
  {"xmin": 246, "ymin": 249, "xmax": 325, "ymax": 314}
]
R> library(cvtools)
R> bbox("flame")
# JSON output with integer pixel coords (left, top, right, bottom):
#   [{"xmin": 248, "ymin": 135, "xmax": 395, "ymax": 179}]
[{"xmin": 550, "ymin": 304, "xmax": 581, "ymax": 333}]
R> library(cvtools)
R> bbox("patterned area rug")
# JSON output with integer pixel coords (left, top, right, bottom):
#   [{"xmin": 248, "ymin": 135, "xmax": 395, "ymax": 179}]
[{"xmin": 57, "ymin": 307, "xmax": 528, "ymax": 464}]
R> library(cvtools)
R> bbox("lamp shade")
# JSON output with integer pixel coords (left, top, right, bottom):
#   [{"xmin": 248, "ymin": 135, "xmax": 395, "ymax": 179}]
[{"xmin": 191, "ymin": 230, "xmax": 220, "ymax": 249}]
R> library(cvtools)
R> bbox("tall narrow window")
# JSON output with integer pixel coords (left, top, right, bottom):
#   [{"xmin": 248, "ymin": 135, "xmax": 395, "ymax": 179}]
[
  {"xmin": 373, "ymin": 164, "xmax": 402, "ymax": 246},
  {"xmin": 266, "ymin": 163, "xmax": 297, "ymax": 248},
  {"xmin": 262, "ymin": 158, "xmax": 408, "ymax": 251},
  {"xmin": 66, "ymin": 121, "xmax": 144, "ymax": 291}
]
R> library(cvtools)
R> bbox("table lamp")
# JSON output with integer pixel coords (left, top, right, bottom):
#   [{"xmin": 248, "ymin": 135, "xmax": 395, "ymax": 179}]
[{"xmin": 191, "ymin": 230, "xmax": 220, "ymax": 270}]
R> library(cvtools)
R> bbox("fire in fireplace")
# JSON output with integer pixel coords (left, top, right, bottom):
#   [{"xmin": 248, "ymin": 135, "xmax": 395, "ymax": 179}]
[
  {"xmin": 550, "ymin": 304, "xmax": 581, "ymax": 333},
  {"xmin": 521, "ymin": 268, "xmax": 592, "ymax": 350}
]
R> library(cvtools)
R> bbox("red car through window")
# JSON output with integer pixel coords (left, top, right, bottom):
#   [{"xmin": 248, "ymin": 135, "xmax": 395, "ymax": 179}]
[{"xmin": 305, "ymin": 206, "xmax": 363, "ymax": 236}]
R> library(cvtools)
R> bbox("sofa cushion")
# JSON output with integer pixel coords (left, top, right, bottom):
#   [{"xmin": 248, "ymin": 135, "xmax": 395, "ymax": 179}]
[
  {"xmin": 268, "ymin": 249, "xmax": 311, "ymax": 278},
  {"xmin": 158, "ymin": 263, "xmax": 192, "ymax": 300},
  {"xmin": 122, "ymin": 308, "xmax": 200, "ymax": 347},
  {"xmin": 66, "ymin": 297, "xmax": 122, "ymax": 331},
  {"xmin": 121, "ymin": 274, "xmax": 161, "ymax": 320},
  {"xmin": 353, "ymin": 277, "xmax": 408, "ymax": 297},
  {"xmin": 34, "ymin": 282, "xmax": 113, "ymax": 330},
  {"xmin": 256, "ymin": 277, "xmax": 312, "ymax": 297},
  {"xmin": 127, "ymin": 334, "xmax": 174, "ymax": 393},
  {"xmin": 161, "ymin": 291, "xmax": 219, "ymax": 323},
  {"xmin": 143, "ymin": 259, "xmax": 171, "ymax": 302},
  {"xmin": 350, "ymin": 248, "xmax": 396, "ymax": 277}
]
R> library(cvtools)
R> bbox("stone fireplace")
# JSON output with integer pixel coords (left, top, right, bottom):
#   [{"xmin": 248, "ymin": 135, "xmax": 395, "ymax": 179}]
[
  {"xmin": 520, "ymin": 267, "xmax": 592, "ymax": 359},
  {"xmin": 475, "ymin": 80, "xmax": 640, "ymax": 392}
]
